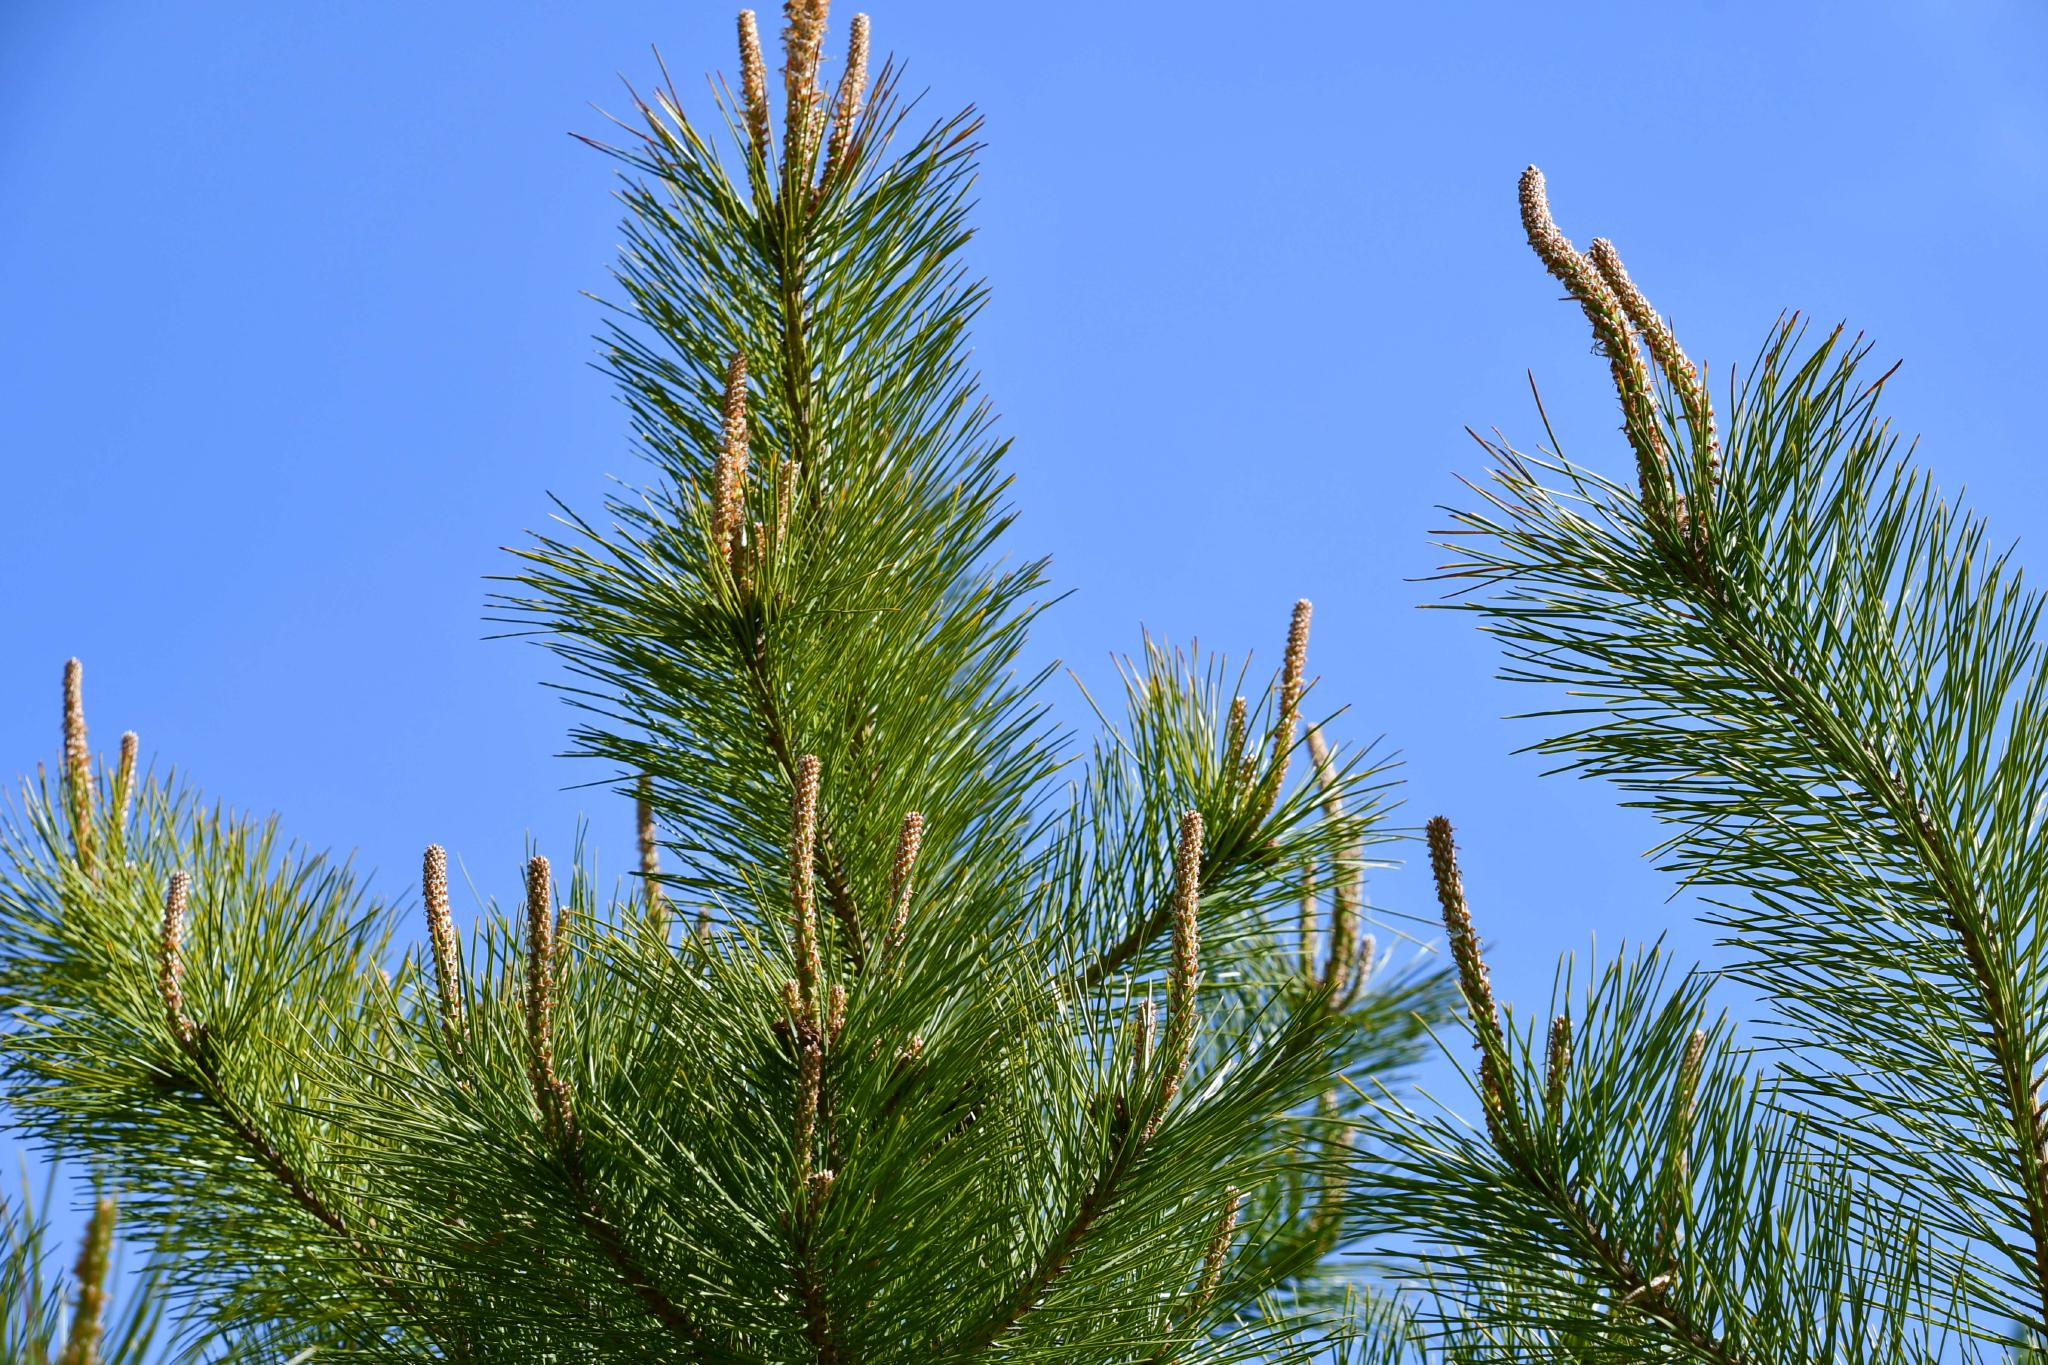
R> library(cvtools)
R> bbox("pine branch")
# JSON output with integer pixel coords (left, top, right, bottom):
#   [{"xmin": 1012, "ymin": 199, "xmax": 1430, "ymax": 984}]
[
  {"xmin": 1434, "ymin": 166, "xmax": 2048, "ymax": 1344},
  {"xmin": 1691, "ymin": 577, "xmax": 2048, "ymax": 1328},
  {"xmin": 1367, "ymin": 832, "xmax": 1950, "ymax": 1362},
  {"xmin": 1427, "ymin": 821, "xmax": 1747, "ymax": 1364}
]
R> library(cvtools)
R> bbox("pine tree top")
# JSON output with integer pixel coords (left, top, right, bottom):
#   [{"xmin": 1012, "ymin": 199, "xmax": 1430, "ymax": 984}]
[{"xmin": 0, "ymin": 8, "xmax": 1444, "ymax": 1361}]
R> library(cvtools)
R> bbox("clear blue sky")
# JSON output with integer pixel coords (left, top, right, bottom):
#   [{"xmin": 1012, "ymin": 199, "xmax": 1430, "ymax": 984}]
[{"xmin": 4, "ymin": 0, "xmax": 2047, "ymax": 1339}]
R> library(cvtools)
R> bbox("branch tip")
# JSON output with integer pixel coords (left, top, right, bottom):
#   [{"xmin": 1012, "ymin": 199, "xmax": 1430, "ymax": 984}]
[
  {"xmin": 713, "ymin": 352, "xmax": 751, "ymax": 571},
  {"xmin": 111, "ymin": 731, "xmax": 138, "ymax": 835},
  {"xmin": 637, "ymin": 774, "xmax": 665, "ymax": 926},
  {"xmin": 883, "ymin": 810, "xmax": 923, "ymax": 964},
  {"xmin": 819, "ymin": 12, "xmax": 868, "ymax": 190},
  {"xmin": 1545, "ymin": 1012, "xmax": 1572, "ymax": 1119},
  {"xmin": 55, "ymin": 1195, "xmax": 116, "ymax": 1365},
  {"xmin": 1427, "ymin": 816, "xmax": 1513, "ymax": 1139},
  {"xmin": 738, "ymin": 10, "xmax": 772, "ymax": 167},
  {"xmin": 1193, "ymin": 1186, "xmax": 1240, "ymax": 1311},
  {"xmin": 62, "ymin": 658, "xmax": 93, "ymax": 871},
  {"xmin": 423, "ymin": 845, "xmax": 464, "ymax": 1048},
  {"xmin": 524, "ymin": 854, "xmax": 574, "ymax": 1144},
  {"xmin": 1251, "ymin": 601, "xmax": 1312, "ymax": 821},
  {"xmin": 1515, "ymin": 167, "xmax": 1670, "ymax": 511},
  {"xmin": 160, "ymin": 871, "xmax": 194, "ymax": 1046}
]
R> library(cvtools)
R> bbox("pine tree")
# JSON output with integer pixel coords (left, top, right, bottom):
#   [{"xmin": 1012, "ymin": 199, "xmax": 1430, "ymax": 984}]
[
  {"xmin": 1363, "ymin": 167, "xmax": 2048, "ymax": 1359},
  {"xmin": 0, "ymin": 7, "xmax": 1444, "ymax": 1360}
]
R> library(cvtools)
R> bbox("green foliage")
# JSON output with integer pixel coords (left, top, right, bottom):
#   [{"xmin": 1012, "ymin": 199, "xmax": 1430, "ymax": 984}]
[
  {"xmin": 0, "ymin": 8, "xmax": 1444, "ymax": 1361},
  {"xmin": 1368, "ymin": 940, "xmax": 1961, "ymax": 1362},
  {"xmin": 1378, "ymin": 167, "xmax": 2048, "ymax": 1357}
]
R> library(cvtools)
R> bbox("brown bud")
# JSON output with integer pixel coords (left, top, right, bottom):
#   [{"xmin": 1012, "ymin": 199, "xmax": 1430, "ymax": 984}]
[{"xmin": 1426, "ymin": 817, "xmax": 1494, "ymax": 1032}]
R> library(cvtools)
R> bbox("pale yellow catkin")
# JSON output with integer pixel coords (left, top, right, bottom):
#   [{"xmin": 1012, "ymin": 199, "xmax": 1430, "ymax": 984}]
[
  {"xmin": 1297, "ymin": 858, "xmax": 1317, "ymax": 979},
  {"xmin": 1545, "ymin": 1012, "xmax": 1572, "ymax": 1117},
  {"xmin": 1222, "ymin": 694, "xmax": 1249, "ymax": 781},
  {"xmin": 1673, "ymin": 1027, "xmax": 1707, "ymax": 1183},
  {"xmin": 1305, "ymin": 723, "xmax": 1357, "ymax": 997},
  {"xmin": 793, "ymin": 1027, "xmax": 823, "ymax": 1184},
  {"xmin": 1251, "ymin": 602, "xmax": 1312, "ymax": 820},
  {"xmin": 773, "ymin": 459, "xmax": 795, "ymax": 556}
]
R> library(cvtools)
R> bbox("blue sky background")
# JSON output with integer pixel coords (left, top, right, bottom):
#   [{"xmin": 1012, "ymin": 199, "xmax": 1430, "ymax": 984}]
[{"xmin": 4, "ymin": 0, "xmax": 2047, "ymax": 1346}]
